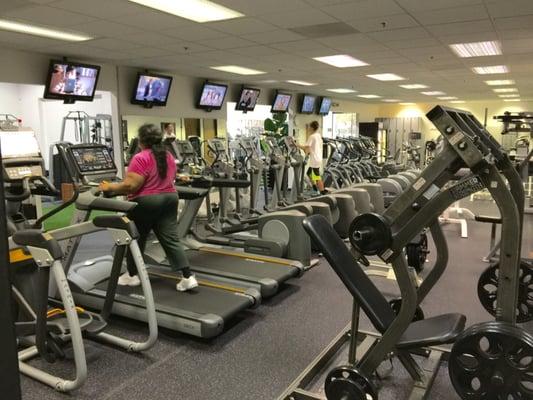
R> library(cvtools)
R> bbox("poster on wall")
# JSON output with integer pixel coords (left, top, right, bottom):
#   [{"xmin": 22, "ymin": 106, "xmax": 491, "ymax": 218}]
[{"xmin": 161, "ymin": 122, "xmax": 177, "ymax": 139}]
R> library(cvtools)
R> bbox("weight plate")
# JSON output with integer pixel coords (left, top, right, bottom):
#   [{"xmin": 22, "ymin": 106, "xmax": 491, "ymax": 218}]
[
  {"xmin": 449, "ymin": 321, "xmax": 533, "ymax": 400},
  {"xmin": 349, "ymin": 213, "xmax": 392, "ymax": 256},
  {"xmin": 406, "ymin": 234, "xmax": 428, "ymax": 273},
  {"xmin": 478, "ymin": 261, "xmax": 533, "ymax": 323},
  {"xmin": 388, "ymin": 298, "xmax": 425, "ymax": 322},
  {"xmin": 325, "ymin": 366, "xmax": 378, "ymax": 400}
]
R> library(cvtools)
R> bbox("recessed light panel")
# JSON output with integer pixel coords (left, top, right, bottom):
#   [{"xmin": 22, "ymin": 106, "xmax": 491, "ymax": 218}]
[
  {"xmin": 421, "ymin": 91, "xmax": 446, "ymax": 96},
  {"xmin": 286, "ymin": 80, "xmax": 316, "ymax": 86},
  {"xmin": 211, "ymin": 65, "xmax": 265, "ymax": 75},
  {"xmin": 367, "ymin": 73, "xmax": 405, "ymax": 81},
  {"xmin": 357, "ymin": 94, "xmax": 381, "ymax": 99},
  {"xmin": 472, "ymin": 65, "xmax": 509, "ymax": 74},
  {"xmin": 313, "ymin": 54, "xmax": 368, "ymax": 68},
  {"xmin": 438, "ymin": 96, "xmax": 458, "ymax": 100},
  {"xmin": 382, "ymin": 99, "xmax": 400, "ymax": 102},
  {"xmin": 449, "ymin": 41, "xmax": 502, "ymax": 58},
  {"xmin": 399, "ymin": 84, "xmax": 428, "ymax": 89},
  {"xmin": 450, "ymin": 100, "xmax": 466, "ymax": 104},
  {"xmin": 498, "ymin": 94, "xmax": 520, "ymax": 98},
  {"xmin": 485, "ymin": 79, "xmax": 515, "ymax": 86},
  {"xmin": 493, "ymin": 88, "xmax": 518, "ymax": 93},
  {"xmin": 400, "ymin": 102, "xmax": 416, "ymax": 105},
  {"xmin": 0, "ymin": 18, "xmax": 92, "ymax": 41},
  {"xmin": 127, "ymin": 0, "xmax": 243, "ymax": 22},
  {"xmin": 504, "ymin": 99, "xmax": 521, "ymax": 102},
  {"xmin": 327, "ymin": 88, "xmax": 356, "ymax": 93}
]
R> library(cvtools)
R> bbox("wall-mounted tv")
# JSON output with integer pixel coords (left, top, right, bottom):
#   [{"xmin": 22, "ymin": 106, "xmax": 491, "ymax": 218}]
[
  {"xmin": 271, "ymin": 92, "xmax": 292, "ymax": 113},
  {"xmin": 44, "ymin": 60, "xmax": 101, "ymax": 103},
  {"xmin": 235, "ymin": 87, "xmax": 260, "ymax": 113},
  {"xmin": 300, "ymin": 94, "xmax": 317, "ymax": 114},
  {"xmin": 131, "ymin": 73, "xmax": 173, "ymax": 107},
  {"xmin": 197, "ymin": 81, "xmax": 228, "ymax": 111},
  {"xmin": 318, "ymin": 97, "xmax": 332, "ymax": 115}
]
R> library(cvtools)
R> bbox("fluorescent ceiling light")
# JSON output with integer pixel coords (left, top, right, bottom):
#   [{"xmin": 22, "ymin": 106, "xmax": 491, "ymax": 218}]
[
  {"xmin": 286, "ymin": 80, "xmax": 316, "ymax": 86},
  {"xmin": 400, "ymin": 102, "xmax": 415, "ymax": 105},
  {"xmin": 127, "ymin": 0, "xmax": 243, "ymax": 22},
  {"xmin": 211, "ymin": 65, "xmax": 265, "ymax": 75},
  {"xmin": 504, "ymin": 99, "xmax": 521, "ymax": 102},
  {"xmin": 485, "ymin": 79, "xmax": 515, "ymax": 86},
  {"xmin": 0, "ymin": 18, "xmax": 92, "ymax": 41},
  {"xmin": 382, "ymin": 99, "xmax": 400, "ymax": 102},
  {"xmin": 357, "ymin": 94, "xmax": 381, "ymax": 99},
  {"xmin": 421, "ymin": 91, "xmax": 446, "ymax": 96},
  {"xmin": 449, "ymin": 41, "xmax": 502, "ymax": 58},
  {"xmin": 493, "ymin": 87, "xmax": 518, "ymax": 93},
  {"xmin": 472, "ymin": 65, "xmax": 509, "ymax": 74},
  {"xmin": 327, "ymin": 88, "xmax": 356, "ymax": 93},
  {"xmin": 367, "ymin": 73, "xmax": 405, "ymax": 81},
  {"xmin": 313, "ymin": 54, "xmax": 368, "ymax": 68},
  {"xmin": 399, "ymin": 84, "xmax": 428, "ymax": 89},
  {"xmin": 498, "ymin": 94, "xmax": 520, "ymax": 98},
  {"xmin": 450, "ymin": 100, "xmax": 465, "ymax": 104},
  {"xmin": 438, "ymin": 96, "xmax": 458, "ymax": 100}
]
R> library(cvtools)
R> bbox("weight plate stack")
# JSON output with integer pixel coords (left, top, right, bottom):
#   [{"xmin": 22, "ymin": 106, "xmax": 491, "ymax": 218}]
[{"xmin": 324, "ymin": 366, "xmax": 377, "ymax": 400}]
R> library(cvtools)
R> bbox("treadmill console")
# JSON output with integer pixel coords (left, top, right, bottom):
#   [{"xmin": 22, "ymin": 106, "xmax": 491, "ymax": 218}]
[
  {"xmin": 0, "ymin": 130, "xmax": 44, "ymax": 181},
  {"xmin": 209, "ymin": 138, "xmax": 227, "ymax": 154},
  {"xmin": 67, "ymin": 144, "xmax": 117, "ymax": 182},
  {"xmin": 174, "ymin": 140, "xmax": 197, "ymax": 165}
]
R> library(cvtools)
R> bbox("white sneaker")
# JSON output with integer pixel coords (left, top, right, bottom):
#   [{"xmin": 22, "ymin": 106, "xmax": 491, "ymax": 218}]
[
  {"xmin": 176, "ymin": 275, "xmax": 198, "ymax": 292},
  {"xmin": 118, "ymin": 272, "xmax": 141, "ymax": 287}
]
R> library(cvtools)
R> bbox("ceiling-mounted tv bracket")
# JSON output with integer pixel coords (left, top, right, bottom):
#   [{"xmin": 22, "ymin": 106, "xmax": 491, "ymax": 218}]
[{"xmin": 61, "ymin": 56, "xmax": 76, "ymax": 104}]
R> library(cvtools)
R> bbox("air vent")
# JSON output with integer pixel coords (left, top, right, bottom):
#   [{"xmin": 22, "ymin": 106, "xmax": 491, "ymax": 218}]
[{"xmin": 289, "ymin": 22, "xmax": 359, "ymax": 38}]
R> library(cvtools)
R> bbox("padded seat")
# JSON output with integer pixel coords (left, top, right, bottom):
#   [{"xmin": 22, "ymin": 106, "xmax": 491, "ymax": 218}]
[
  {"xmin": 397, "ymin": 313, "xmax": 466, "ymax": 349},
  {"xmin": 475, "ymin": 215, "xmax": 502, "ymax": 224}
]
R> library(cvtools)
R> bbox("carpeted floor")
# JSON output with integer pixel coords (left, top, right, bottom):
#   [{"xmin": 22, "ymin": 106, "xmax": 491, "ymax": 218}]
[{"xmin": 20, "ymin": 199, "xmax": 533, "ymax": 400}]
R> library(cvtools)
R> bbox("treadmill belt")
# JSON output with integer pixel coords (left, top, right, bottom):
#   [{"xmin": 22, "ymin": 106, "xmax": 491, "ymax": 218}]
[
  {"xmin": 94, "ymin": 278, "xmax": 250, "ymax": 321},
  {"xmin": 186, "ymin": 249, "xmax": 298, "ymax": 282}
]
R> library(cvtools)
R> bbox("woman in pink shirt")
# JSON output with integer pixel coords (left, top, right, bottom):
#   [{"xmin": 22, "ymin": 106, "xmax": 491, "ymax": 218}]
[{"xmin": 99, "ymin": 124, "xmax": 197, "ymax": 292}]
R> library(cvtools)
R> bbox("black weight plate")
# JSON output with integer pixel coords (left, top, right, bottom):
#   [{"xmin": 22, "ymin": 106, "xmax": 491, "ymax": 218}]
[
  {"xmin": 389, "ymin": 298, "xmax": 425, "ymax": 322},
  {"xmin": 449, "ymin": 321, "xmax": 533, "ymax": 400},
  {"xmin": 478, "ymin": 261, "xmax": 533, "ymax": 323},
  {"xmin": 349, "ymin": 213, "xmax": 392, "ymax": 256},
  {"xmin": 325, "ymin": 366, "xmax": 378, "ymax": 400}
]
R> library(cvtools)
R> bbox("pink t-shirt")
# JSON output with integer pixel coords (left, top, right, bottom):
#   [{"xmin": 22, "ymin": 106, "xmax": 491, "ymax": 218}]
[{"xmin": 127, "ymin": 149, "xmax": 176, "ymax": 199}]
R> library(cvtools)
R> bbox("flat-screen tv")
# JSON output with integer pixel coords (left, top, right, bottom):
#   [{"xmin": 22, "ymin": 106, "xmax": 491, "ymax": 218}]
[
  {"xmin": 197, "ymin": 81, "xmax": 228, "ymax": 111},
  {"xmin": 318, "ymin": 97, "xmax": 332, "ymax": 115},
  {"xmin": 131, "ymin": 73, "xmax": 173, "ymax": 107},
  {"xmin": 44, "ymin": 60, "xmax": 101, "ymax": 103},
  {"xmin": 235, "ymin": 87, "xmax": 260, "ymax": 112},
  {"xmin": 271, "ymin": 92, "xmax": 292, "ymax": 113},
  {"xmin": 300, "ymin": 94, "xmax": 317, "ymax": 114}
]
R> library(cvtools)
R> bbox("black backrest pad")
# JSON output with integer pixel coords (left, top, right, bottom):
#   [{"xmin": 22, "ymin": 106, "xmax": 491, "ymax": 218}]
[{"xmin": 303, "ymin": 215, "xmax": 396, "ymax": 333}]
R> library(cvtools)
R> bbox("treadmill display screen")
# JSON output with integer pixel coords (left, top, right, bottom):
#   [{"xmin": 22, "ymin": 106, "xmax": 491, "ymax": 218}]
[
  {"xmin": 210, "ymin": 140, "xmax": 226, "ymax": 152},
  {"xmin": 0, "ymin": 130, "xmax": 41, "ymax": 159},
  {"xmin": 69, "ymin": 145, "xmax": 116, "ymax": 173}
]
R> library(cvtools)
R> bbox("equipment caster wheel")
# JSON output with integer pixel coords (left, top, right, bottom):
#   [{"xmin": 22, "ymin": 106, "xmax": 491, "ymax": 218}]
[
  {"xmin": 449, "ymin": 321, "xmax": 533, "ymax": 399},
  {"xmin": 325, "ymin": 366, "xmax": 377, "ymax": 400}
]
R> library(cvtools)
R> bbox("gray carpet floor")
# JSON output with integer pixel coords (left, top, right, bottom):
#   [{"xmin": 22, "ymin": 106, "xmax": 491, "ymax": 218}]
[{"xmin": 20, "ymin": 199, "xmax": 533, "ymax": 400}]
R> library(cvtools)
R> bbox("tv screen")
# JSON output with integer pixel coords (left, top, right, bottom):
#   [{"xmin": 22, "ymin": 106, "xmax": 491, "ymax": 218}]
[
  {"xmin": 318, "ymin": 97, "xmax": 332, "ymax": 115},
  {"xmin": 44, "ymin": 60, "xmax": 100, "ymax": 102},
  {"xmin": 132, "ymin": 73, "xmax": 173, "ymax": 106},
  {"xmin": 198, "ymin": 82, "xmax": 228, "ymax": 110},
  {"xmin": 300, "ymin": 94, "xmax": 317, "ymax": 114},
  {"xmin": 235, "ymin": 87, "xmax": 260, "ymax": 112},
  {"xmin": 272, "ymin": 92, "xmax": 292, "ymax": 113}
]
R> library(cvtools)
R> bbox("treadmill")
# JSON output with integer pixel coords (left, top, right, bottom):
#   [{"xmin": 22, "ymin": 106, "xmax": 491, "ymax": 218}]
[
  {"xmin": 55, "ymin": 143, "xmax": 260, "ymax": 338},
  {"xmin": 145, "ymin": 140, "xmax": 306, "ymax": 298}
]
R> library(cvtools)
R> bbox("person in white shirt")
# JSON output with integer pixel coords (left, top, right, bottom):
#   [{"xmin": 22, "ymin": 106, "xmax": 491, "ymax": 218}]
[{"xmin": 298, "ymin": 120, "xmax": 328, "ymax": 195}]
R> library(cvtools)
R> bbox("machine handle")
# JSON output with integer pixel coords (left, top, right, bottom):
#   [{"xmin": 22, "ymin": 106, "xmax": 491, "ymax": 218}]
[{"xmin": 5, "ymin": 177, "xmax": 31, "ymax": 202}]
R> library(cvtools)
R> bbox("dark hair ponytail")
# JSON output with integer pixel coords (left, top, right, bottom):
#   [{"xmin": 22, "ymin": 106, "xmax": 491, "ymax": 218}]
[{"xmin": 138, "ymin": 123, "xmax": 167, "ymax": 179}]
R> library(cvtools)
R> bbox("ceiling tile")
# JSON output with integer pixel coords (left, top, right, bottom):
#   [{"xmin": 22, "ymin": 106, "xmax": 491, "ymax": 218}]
[
  {"xmin": 122, "ymin": 46, "xmax": 170, "ymax": 58},
  {"xmin": 116, "ymin": 32, "xmax": 177, "ymax": 47},
  {"xmin": 207, "ymin": 17, "xmax": 278, "ymax": 35},
  {"xmin": 486, "ymin": 0, "xmax": 533, "ymax": 18},
  {"xmin": 409, "ymin": 5, "xmax": 489, "ymax": 25},
  {"xmin": 426, "ymin": 19, "xmax": 494, "ymax": 37},
  {"xmin": 107, "ymin": 11, "xmax": 194, "ymax": 30},
  {"xmin": 230, "ymin": 45, "xmax": 283, "ymax": 57},
  {"xmin": 324, "ymin": 0, "xmax": 405, "ymax": 21},
  {"xmin": 215, "ymin": 0, "xmax": 309, "ymax": 16},
  {"xmin": 85, "ymin": 37, "xmax": 143, "ymax": 51},
  {"xmin": 1, "ymin": 0, "xmax": 33, "ymax": 12},
  {"xmin": 395, "ymin": 0, "xmax": 483, "ymax": 12},
  {"xmin": 163, "ymin": 42, "xmax": 215, "ymax": 54},
  {"xmin": 160, "ymin": 25, "xmax": 227, "ymax": 41},
  {"xmin": 49, "ymin": 0, "xmax": 144, "ymax": 19},
  {"xmin": 3, "ymin": 5, "xmax": 96, "ymax": 27},
  {"xmin": 245, "ymin": 29, "xmax": 305, "ymax": 44},
  {"xmin": 0, "ymin": 29, "xmax": 65, "ymax": 48},
  {"xmin": 71, "ymin": 20, "xmax": 139, "ymax": 37},
  {"xmin": 348, "ymin": 13, "xmax": 419, "ymax": 33},
  {"xmin": 385, "ymin": 37, "xmax": 441, "ymax": 49},
  {"xmin": 494, "ymin": 15, "xmax": 533, "ymax": 31},
  {"xmin": 260, "ymin": 9, "xmax": 337, "ymax": 29},
  {"xmin": 368, "ymin": 27, "xmax": 431, "ymax": 42},
  {"xmin": 197, "ymin": 36, "xmax": 257, "ymax": 50}
]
